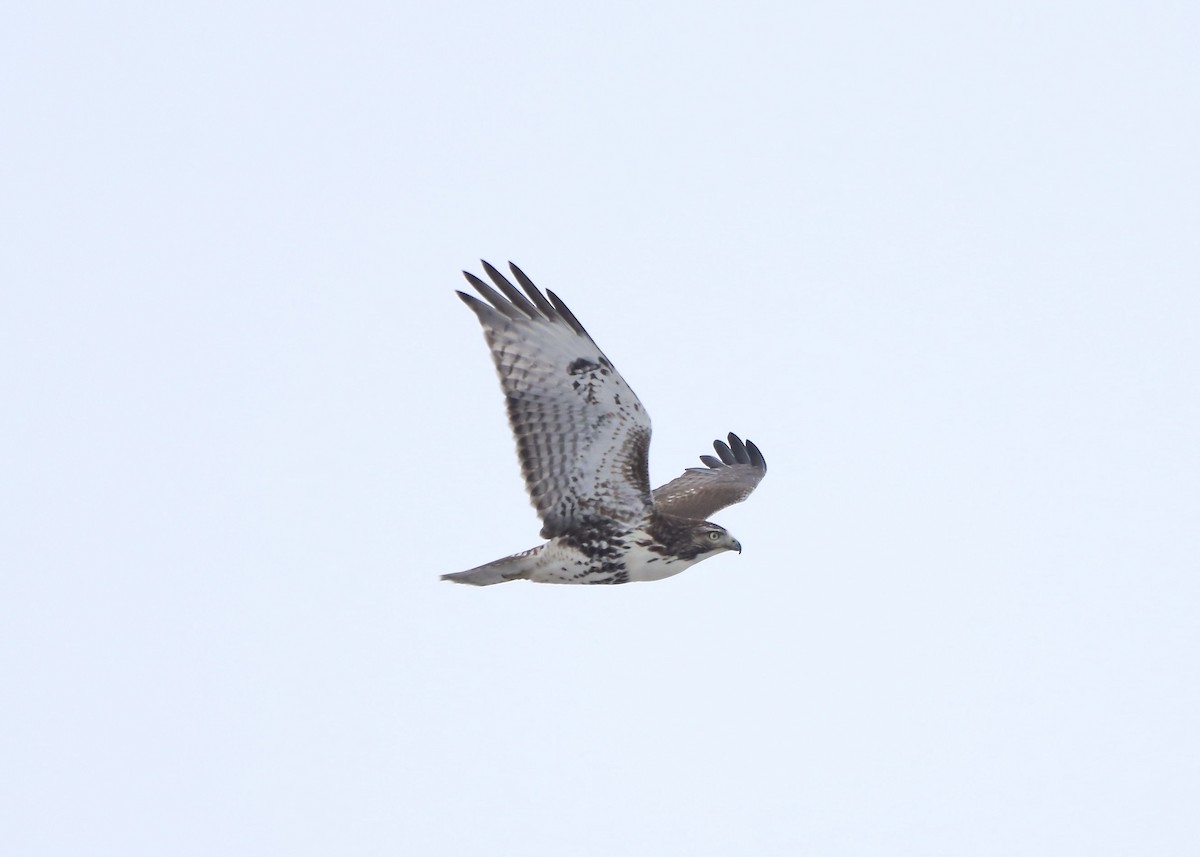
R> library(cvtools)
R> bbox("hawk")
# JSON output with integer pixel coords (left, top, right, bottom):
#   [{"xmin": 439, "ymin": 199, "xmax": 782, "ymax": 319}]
[{"xmin": 442, "ymin": 262, "xmax": 767, "ymax": 585}]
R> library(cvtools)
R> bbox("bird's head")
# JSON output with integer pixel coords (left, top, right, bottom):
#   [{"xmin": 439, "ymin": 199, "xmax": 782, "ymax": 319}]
[{"xmin": 691, "ymin": 521, "xmax": 742, "ymax": 555}]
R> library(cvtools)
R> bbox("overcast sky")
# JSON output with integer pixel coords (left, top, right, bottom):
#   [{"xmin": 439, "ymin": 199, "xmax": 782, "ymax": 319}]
[{"xmin": 3, "ymin": 1, "xmax": 1198, "ymax": 855}]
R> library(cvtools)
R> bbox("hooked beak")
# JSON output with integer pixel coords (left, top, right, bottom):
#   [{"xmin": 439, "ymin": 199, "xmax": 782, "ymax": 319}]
[{"xmin": 733, "ymin": 539, "xmax": 742, "ymax": 554}]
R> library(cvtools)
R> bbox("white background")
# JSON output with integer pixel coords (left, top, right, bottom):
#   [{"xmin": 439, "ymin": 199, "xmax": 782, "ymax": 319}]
[{"xmin": 3, "ymin": 1, "xmax": 1197, "ymax": 854}]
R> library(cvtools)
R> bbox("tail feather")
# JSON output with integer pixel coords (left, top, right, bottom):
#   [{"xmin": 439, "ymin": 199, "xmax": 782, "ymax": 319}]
[{"xmin": 441, "ymin": 547, "xmax": 541, "ymax": 586}]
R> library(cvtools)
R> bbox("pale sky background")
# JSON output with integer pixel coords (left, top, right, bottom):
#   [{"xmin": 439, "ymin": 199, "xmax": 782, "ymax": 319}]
[{"xmin": 2, "ymin": 1, "xmax": 1198, "ymax": 855}]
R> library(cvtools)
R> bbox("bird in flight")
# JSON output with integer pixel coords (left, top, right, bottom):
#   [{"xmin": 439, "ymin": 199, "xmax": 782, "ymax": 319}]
[{"xmin": 443, "ymin": 262, "xmax": 767, "ymax": 585}]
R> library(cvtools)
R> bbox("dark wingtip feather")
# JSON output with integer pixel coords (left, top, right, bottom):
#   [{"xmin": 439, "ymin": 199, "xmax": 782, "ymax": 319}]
[
  {"xmin": 461, "ymin": 270, "xmax": 490, "ymax": 295},
  {"xmin": 699, "ymin": 454, "xmax": 723, "ymax": 469},
  {"xmin": 480, "ymin": 260, "xmax": 540, "ymax": 319},
  {"xmin": 456, "ymin": 288, "xmax": 485, "ymax": 309},
  {"xmin": 456, "ymin": 288, "xmax": 503, "ymax": 322},
  {"xmin": 717, "ymin": 433, "xmax": 767, "ymax": 472},
  {"xmin": 507, "ymin": 262, "xmax": 558, "ymax": 317},
  {"xmin": 545, "ymin": 289, "xmax": 589, "ymax": 337},
  {"xmin": 745, "ymin": 439, "xmax": 767, "ymax": 472},
  {"xmin": 461, "ymin": 270, "xmax": 525, "ymax": 320},
  {"xmin": 713, "ymin": 438, "xmax": 736, "ymax": 465}
]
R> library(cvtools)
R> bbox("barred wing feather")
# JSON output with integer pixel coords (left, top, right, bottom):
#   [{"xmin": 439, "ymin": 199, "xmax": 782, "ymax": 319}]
[{"xmin": 458, "ymin": 262, "xmax": 653, "ymax": 538}]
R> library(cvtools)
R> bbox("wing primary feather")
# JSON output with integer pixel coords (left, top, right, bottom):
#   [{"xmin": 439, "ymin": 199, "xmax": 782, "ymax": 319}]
[
  {"xmin": 507, "ymin": 263, "xmax": 558, "ymax": 317},
  {"xmin": 455, "ymin": 262, "xmax": 656, "ymax": 535},
  {"xmin": 461, "ymin": 272, "xmax": 526, "ymax": 321},
  {"xmin": 745, "ymin": 439, "xmax": 767, "ymax": 472},
  {"xmin": 545, "ymin": 289, "xmax": 590, "ymax": 337},
  {"xmin": 481, "ymin": 260, "xmax": 540, "ymax": 319},
  {"xmin": 697, "ymin": 435, "xmax": 766, "ymax": 471},
  {"xmin": 457, "ymin": 289, "xmax": 508, "ymax": 325}
]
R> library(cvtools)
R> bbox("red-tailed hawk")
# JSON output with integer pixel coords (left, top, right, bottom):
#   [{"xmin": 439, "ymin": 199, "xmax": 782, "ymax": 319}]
[{"xmin": 443, "ymin": 262, "xmax": 767, "ymax": 585}]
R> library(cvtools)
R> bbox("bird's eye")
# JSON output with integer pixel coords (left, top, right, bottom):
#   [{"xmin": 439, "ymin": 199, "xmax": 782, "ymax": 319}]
[{"xmin": 707, "ymin": 531, "xmax": 721, "ymax": 541}]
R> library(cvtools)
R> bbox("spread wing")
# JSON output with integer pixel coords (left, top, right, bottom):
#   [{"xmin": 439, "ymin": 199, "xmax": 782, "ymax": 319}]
[
  {"xmin": 652, "ymin": 433, "xmax": 767, "ymax": 520},
  {"xmin": 458, "ymin": 261, "xmax": 653, "ymax": 538}
]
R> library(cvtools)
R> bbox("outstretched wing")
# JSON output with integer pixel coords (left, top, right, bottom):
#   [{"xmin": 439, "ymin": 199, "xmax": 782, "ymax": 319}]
[
  {"xmin": 652, "ymin": 433, "xmax": 767, "ymax": 520},
  {"xmin": 458, "ymin": 261, "xmax": 653, "ymax": 538}
]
